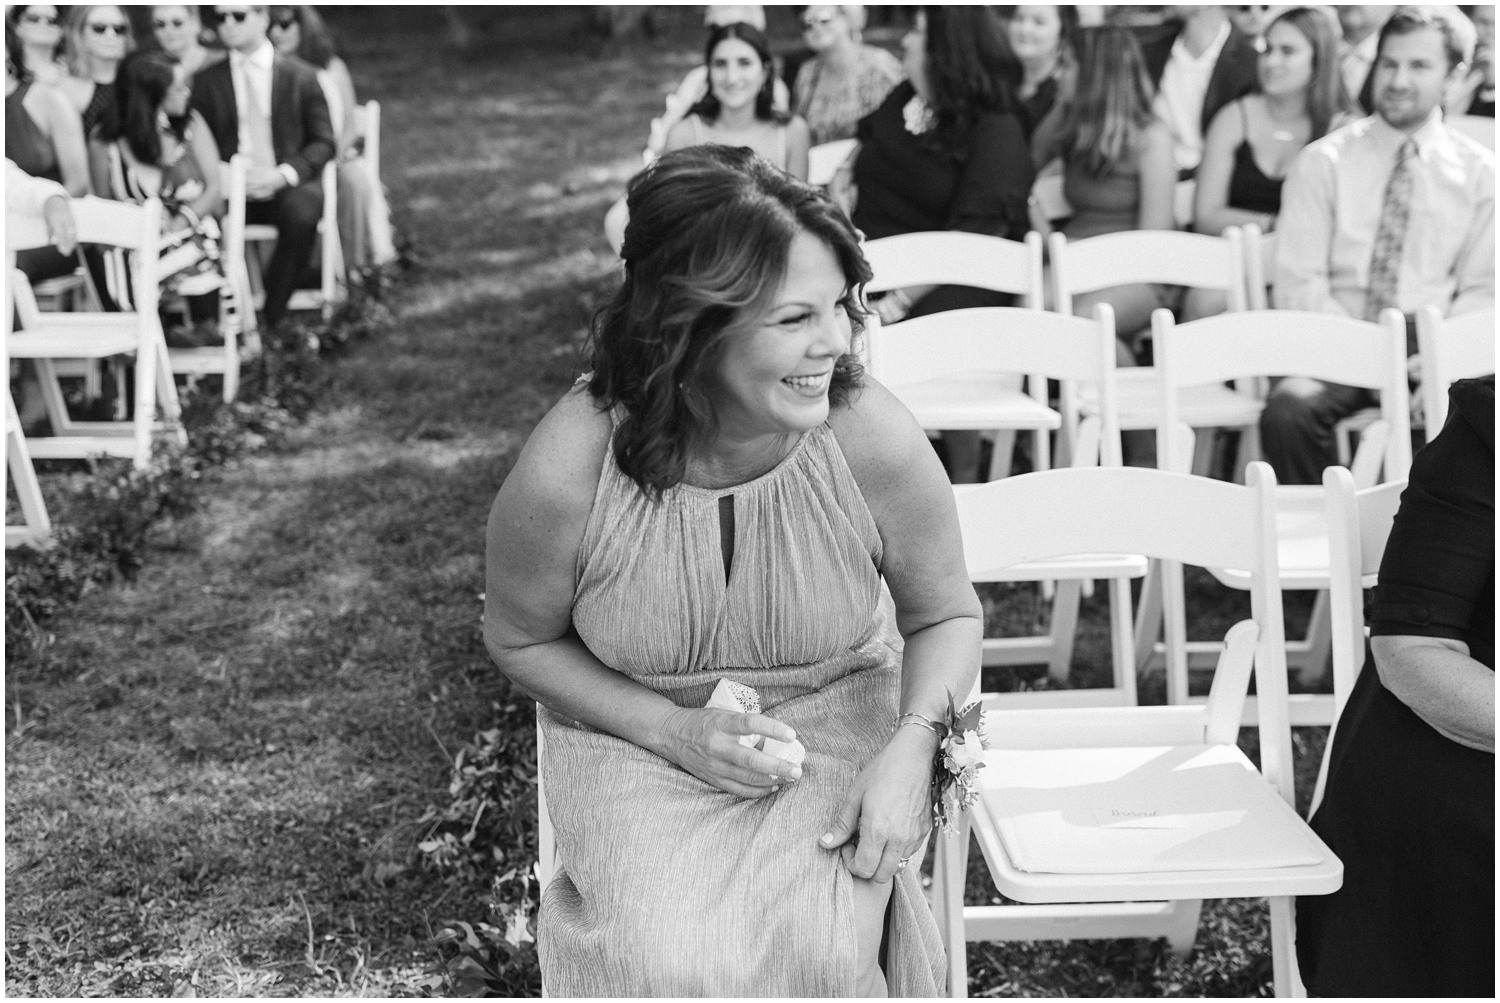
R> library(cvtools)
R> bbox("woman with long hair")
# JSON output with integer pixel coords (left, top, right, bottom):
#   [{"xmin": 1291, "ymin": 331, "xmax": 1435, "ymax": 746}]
[
  {"xmin": 486, "ymin": 145, "xmax": 973, "ymax": 995},
  {"xmin": 1036, "ymin": 24, "xmax": 1175, "ymax": 363},
  {"xmin": 1004, "ymin": 4, "xmax": 1080, "ymax": 137},
  {"xmin": 268, "ymin": 4, "xmax": 396, "ymax": 269},
  {"xmin": 7, "ymin": 4, "xmax": 67, "ymax": 84},
  {"xmin": 6, "ymin": 21, "xmax": 90, "ymax": 198},
  {"xmin": 839, "ymin": 6, "xmax": 1033, "ymax": 482},
  {"xmin": 663, "ymin": 21, "xmax": 812, "ymax": 181},
  {"xmin": 791, "ymin": 5, "xmax": 903, "ymax": 145},
  {"xmin": 1194, "ymin": 6, "xmax": 1356, "ymax": 237},
  {"xmin": 56, "ymin": 4, "xmax": 134, "ymax": 138},
  {"xmin": 150, "ymin": 4, "xmax": 222, "ymax": 78},
  {"xmin": 89, "ymin": 50, "xmax": 232, "ymax": 347}
]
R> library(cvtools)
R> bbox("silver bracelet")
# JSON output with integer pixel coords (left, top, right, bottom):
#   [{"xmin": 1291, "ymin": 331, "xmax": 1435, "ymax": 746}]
[{"xmin": 894, "ymin": 712, "xmax": 948, "ymax": 740}]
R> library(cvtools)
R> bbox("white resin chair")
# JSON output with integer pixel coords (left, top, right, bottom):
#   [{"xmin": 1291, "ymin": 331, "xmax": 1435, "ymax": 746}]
[
  {"xmin": 1415, "ymin": 304, "xmax": 1495, "ymax": 439},
  {"xmin": 930, "ymin": 463, "xmax": 1340, "ymax": 998},
  {"xmin": 5, "ymin": 258, "xmax": 51, "ymax": 549},
  {"xmin": 244, "ymin": 159, "xmax": 344, "ymax": 319},
  {"xmin": 8, "ymin": 197, "xmax": 184, "ymax": 469},
  {"xmin": 807, "ymin": 138, "xmax": 857, "ymax": 187}
]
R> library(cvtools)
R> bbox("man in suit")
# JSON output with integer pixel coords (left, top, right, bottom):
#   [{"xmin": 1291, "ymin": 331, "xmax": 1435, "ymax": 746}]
[
  {"xmin": 1135, "ymin": 5, "xmax": 1259, "ymax": 178},
  {"xmin": 190, "ymin": 5, "xmax": 334, "ymax": 328},
  {"xmin": 1338, "ymin": 5, "xmax": 1396, "ymax": 113}
]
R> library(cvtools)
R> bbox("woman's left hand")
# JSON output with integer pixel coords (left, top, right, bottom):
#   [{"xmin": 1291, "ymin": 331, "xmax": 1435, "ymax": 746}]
[{"xmin": 820, "ymin": 725, "xmax": 936, "ymax": 882}]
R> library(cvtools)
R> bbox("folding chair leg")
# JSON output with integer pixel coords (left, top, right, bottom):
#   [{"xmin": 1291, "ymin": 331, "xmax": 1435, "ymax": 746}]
[
  {"xmin": 1162, "ymin": 899, "xmax": 1203, "ymax": 956},
  {"xmin": 32, "ymin": 358, "xmax": 75, "ymax": 436},
  {"xmin": 1162, "ymin": 559, "xmax": 1191, "ymax": 705},
  {"xmin": 1135, "ymin": 560, "xmax": 1163, "ymax": 672},
  {"xmin": 931, "ymin": 823, "xmax": 972, "ymax": 998},
  {"xmin": 986, "ymin": 429, "xmax": 1017, "ymax": 481},
  {"xmin": 1108, "ymin": 577, "xmax": 1137, "ymax": 703},
  {"xmin": 1293, "ymin": 590, "xmax": 1332, "ymax": 686},
  {"xmin": 6, "ymin": 390, "xmax": 51, "ymax": 548},
  {"xmin": 1045, "ymin": 579, "xmax": 1083, "ymax": 683},
  {"xmin": 1270, "ymin": 895, "xmax": 1304, "ymax": 997}
]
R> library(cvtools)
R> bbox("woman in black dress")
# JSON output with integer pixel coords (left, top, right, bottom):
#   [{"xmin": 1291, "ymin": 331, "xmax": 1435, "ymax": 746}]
[
  {"xmin": 833, "ymin": 5, "xmax": 1033, "ymax": 482},
  {"xmin": 1296, "ymin": 375, "xmax": 1495, "ymax": 997}
]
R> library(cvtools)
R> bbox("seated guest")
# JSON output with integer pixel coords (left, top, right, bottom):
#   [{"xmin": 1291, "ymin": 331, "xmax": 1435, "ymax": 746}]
[
  {"xmin": 486, "ymin": 144, "xmax": 976, "ymax": 996},
  {"xmin": 1136, "ymin": 4, "xmax": 1260, "ymax": 178},
  {"xmin": 1035, "ymin": 25, "xmax": 1176, "ymax": 362},
  {"xmin": 1004, "ymin": 4, "xmax": 1080, "ymax": 137},
  {"xmin": 268, "ymin": 4, "xmax": 397, "ymax": 270},
  {"xmin": 57, "ymin": 5, "xmax": 134, "ymax": 139},
  {"xmin": 1297, "ymin": 375, "xmax": 1494, "ymax": 998},
  {"xmin": 8, "ymin": 5, "xmax": 67, "ymax": 84},
  {"xmin": 90, "ymin": 52, "xmax": 231, "ymax": 348},
  {"xmin": 1337, "ymin": 4, "xmax": 1393, "ymax": 113},
  {"xmin": 1452, "ymin": 3, "xmax": 1494, "ymax": 115},
  {"xmin": 1229, "ymin": 3, "xmax": 1278, "ymax": 51},
  {"xmin": 663, "ymin": 22, "xmax": 811, "ymax": 181},
  {"xmin": 841, "ymin": 5, "xmax": 1034, "ymax": 482},
  {"xmin": 7, "ymin": 158, "xmax": 78, "ymax": 434},
  {"xmin": 152, "ymin": 4, "xmax": 224, "ymax": 79},
  {"xmin": 791, "ymin": 5, "xmax": 902, "ymax": 146},
  {"xmin": 1266, "ymin": 6, "xmax": 1493, "ymax": 484},
  {"xmin": 189, "ymin": 4, "xmax": 335, "ymax": 329}
]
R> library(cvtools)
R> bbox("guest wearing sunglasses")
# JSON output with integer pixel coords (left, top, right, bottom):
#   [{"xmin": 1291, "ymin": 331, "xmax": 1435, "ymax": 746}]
[
  {"xmin": 188, "ymin": 4, "xmax": 335, "ymax": 327},
  {"xmin": 7, "ymin": 5, "xmax": 67, "ymax": 84},
  {"xmin": 152, "ymin": 5, "xmax": 224, "ymax": 79},
  {"xmin": 58, "ymin": 5, "xmax": 135, "ymax": 139},
  {"xmin": 7, "ymin": 22, "xmax": 90, "ymax": 200},
  {"xmin": 791, "ymin": 5, "xmax": 903, "ymax": 146}
]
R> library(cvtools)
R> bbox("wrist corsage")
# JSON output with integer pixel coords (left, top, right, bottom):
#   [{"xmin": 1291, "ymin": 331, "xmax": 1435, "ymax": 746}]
[{"xmin": 931, "ymin": 694, "xmax": 989, "ymax": 835}]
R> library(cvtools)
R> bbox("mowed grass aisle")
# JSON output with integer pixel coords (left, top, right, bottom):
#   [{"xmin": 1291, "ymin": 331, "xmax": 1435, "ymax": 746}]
[{"xmin": 6, "ymin": 8, "xmax": 1311, "ymax": 996}]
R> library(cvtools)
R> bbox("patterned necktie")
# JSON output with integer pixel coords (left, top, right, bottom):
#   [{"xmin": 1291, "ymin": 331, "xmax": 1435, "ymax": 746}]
[{"xmin": 1365, "ymin": 138, "xmax": 1417, "ymax": 321}]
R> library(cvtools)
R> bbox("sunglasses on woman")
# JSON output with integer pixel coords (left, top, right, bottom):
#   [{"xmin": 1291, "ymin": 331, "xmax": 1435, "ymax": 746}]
[
  {"xmin": 153, "ymin": 18, "xmax": 187, "ymax": 30},
  {"xmin": 87, "ymin": 22, "xmax": 130, "ymax": 36},
  {"xmin": 802, "ymin": 14, "xmax": 840, "ymax": 30},
  {"xmin": 217, "ymin": 10, "xmax": 253, "ymax": 24},
  {"xmin": 20, "ymin": 12, "xmax": 60, "ymax": 27},
  {"xmin": 270, "ymin": 15, "xmax": 298, "ymax": 30}
]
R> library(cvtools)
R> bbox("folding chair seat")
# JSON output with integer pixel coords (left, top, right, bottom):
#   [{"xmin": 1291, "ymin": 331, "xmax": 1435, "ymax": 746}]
[
  {"xmin": 243, "ymin": 159, "xmax": 344, "ymax": 319},
  {"xmin": 1308, "ymin": 465, "xmax": 1406, "ymax": 815},
  {"xmin": 931, "ymin": 463, "xmax": 1340, "ymax": 998},
  {"xmin": 807, "ymin": 138, "xmax": 857, "ymax": 187},
  {"xmin": 1147, "ymin": 308, "xmax": 1411, "ymax": 722},
  {"xmin": 7, "ymin": 197, "xmax": 185, "ymax": 469},
  {"xmin": 1048, "ymin": 229, "xmax": 1260, "ymax": 476},
  {"xmin": 862, "ymin": 230, "xmax": 1048, "ymax": 479}
]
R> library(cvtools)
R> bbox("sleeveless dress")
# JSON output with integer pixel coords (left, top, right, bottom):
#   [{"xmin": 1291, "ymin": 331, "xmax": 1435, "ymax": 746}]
[
  {"xmin": 688, "ymin": 113, "xmax": 789, "ymax": 171},
  {"xmin": 5, "ymin": 82, "xmax": 61, "ymax": 182},
  {"xmin": 1226, "ymin": 101, "xmax": 1283, "ymax": 216},
  {"xmin": 537, "ymin": 413, "xmax": 947, "ymax": 996}
]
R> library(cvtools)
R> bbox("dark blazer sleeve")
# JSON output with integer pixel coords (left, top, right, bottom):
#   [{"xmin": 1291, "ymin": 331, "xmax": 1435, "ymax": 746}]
[
  {"xmin": 1134, "ymin": 22, "xmax": 1178, "ymax": 88},
  {"xmin": 188, "ymin": 61, "xmax": 238, "ymax": 163},
  {"xmin": 944, "ymin": 112, "xmax": 1035, "ymax": 240},
  {"xmin": 272, "ymin": 58, "xmax": 335, "ymax": 184},
  {"xmin": 1202, "ymin": 30, "xmax": 1259, "ymax": 132}
]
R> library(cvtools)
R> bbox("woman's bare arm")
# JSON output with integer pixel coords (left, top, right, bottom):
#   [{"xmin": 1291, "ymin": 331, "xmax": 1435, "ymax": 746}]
[{"xmin": 1373, "ymin": 635, "xmax": 1495, "ymax": 753}]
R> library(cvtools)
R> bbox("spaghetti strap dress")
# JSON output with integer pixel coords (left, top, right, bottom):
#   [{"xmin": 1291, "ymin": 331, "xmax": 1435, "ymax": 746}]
[
  {"xmin": 537, "ymin": 411, "xmax": 947, "ymax": 996},
  {"xmin": 1226, "ymin": 100, "xmax": 1284, "ymax": 216}
]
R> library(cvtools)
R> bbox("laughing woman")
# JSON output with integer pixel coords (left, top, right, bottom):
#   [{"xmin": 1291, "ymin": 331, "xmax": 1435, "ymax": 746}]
[
  {"xmin": 485, "ymin": 145, "xmax": 979, "ymax": 995},
  {"xmin": 664, "ymin": 21, "xmax": 811, "ymax": 181}
]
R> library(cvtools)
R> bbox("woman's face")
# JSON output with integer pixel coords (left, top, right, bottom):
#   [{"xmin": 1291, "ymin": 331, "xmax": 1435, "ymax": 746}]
[
  {"xmin": 268, "ymin": 9, "xmax": 301, "ymax": 56},
  {"xmin": 703, "ymin": 230, "xmax": 853, "ymax": 443},
  {"xmin": 1007, "ymin": 6, "xmax": 1063, "ymax": 66},
  {"xmin": 708, "ymin": 36, "xmax": 767, "ymax": 113},
  {"xmin": 801, "ymin": 5, "xmax": 849, "ymax": 56},
  {"xmin": 82, "ymin": 5, "xmax": 131, "ymax": 64},
  {"xmin": 162, "ymin": 65, "xmax": 191, "ymax": 117},
  {"xmin": 14, "ymin": 5, "xmax": 63, "ymax": 53},
  {"xmin": 1258, "ymin": 19, "xmax": 1315, "ymax": 98},
  {"xmin": 152, "ymin": 6, "xmax": 200, "ymax": 58},
  {"xmin": 1231, "ymin": 4, "xmax": 1274, "ymax": 40},
  {"xmin": 901, "ymin": 11, "xmax": 930, "ymax": 97}
]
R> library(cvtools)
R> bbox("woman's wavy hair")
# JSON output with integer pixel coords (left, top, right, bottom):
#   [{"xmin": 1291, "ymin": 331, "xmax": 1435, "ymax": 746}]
[
  {"xmin": 688, "ymin": 21, "xmax": 786, "ymax": 124},
  {"xmin": 8, "ymin": 6, "xmax": 69, "ymax": 62},
  {"xmin": 270, "ymin": 4, "xmax": 337, "ymax": 69},
  {"xmin": 96, "ymin": 50, "xmax": 181, "ymax": 165},
  {"xmin": 6, "ymin": 22, "xmax": 30, "ymax": 82},
  {"xmin": 587, "ymin": 146, "xmax": 871, "ymax": 501},
  {"xmin": 921, "ymin": 5, "xmax": 1022, "ymax": 153},
  {"xmin": 1060, "ymin": 25, "xmax": 1155, "ymax": 179},
  {"xmin": 63, "ymin": 4, "xmax": 135, "ymax": 79},
  {"xmin": 1262, "ymin": 6, "xmax": 1358, "ymax": 142}
]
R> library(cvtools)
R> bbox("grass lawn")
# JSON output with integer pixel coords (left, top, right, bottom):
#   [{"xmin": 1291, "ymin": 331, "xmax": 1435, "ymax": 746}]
[{"xmin": 6, "ymin": 7, "xmax": 1330, "ymax": 997}]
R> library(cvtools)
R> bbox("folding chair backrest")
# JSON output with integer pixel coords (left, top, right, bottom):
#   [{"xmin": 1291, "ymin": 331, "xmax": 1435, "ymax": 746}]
[
  {"xmin": 218, "ymin": 156, "xmax": 248, "ymax": 281},
  {"xmin": 806, "ymin": 138, "xmax": 856, "ymax": 187},
  {"xmin": 952, "ymin": 462, "xmax": 1295, "ymax": 802},
  {"xmin": 1154, "ymin": 307, "xmax": 1413, "ymax": 480},
  {"xmin": 9, "ymin": 197, "xmax": 163, "ymax": 323},
  {"xmin": 1049, "ymin": 229, "xmax": 1247, "ymax": 315},
  {"xmin": 1416, "ymin": 304, "xmax": 1496, "ymax": 440},
  {"xmin": 862, "ymin": 230, "xmax": 1045, "ymax": 307}
]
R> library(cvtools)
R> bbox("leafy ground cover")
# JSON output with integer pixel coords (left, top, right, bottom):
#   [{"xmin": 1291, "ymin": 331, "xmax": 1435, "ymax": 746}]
[{"xmin": 6, "ymin": 7, "xmax": 1330, "ymax": 997}]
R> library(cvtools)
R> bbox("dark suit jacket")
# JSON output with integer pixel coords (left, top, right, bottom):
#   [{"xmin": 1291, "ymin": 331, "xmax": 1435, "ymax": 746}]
[
  {"xmin": 1136, "ymin": 21, "xmax": 1259, "ymax": 134},
  {"xmin": 189, "ymin": 53, "xmax": 335, "ymax": 184}
]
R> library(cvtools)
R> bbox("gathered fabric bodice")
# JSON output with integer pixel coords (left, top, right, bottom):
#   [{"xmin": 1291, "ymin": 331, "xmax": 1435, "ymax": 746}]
[{"xmin": 572, "ymin": 418, "xmax": 884, "ymax": 678}]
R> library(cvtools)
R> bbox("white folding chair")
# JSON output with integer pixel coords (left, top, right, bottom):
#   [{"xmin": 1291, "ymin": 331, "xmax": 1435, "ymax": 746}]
[
  {"xmin": 931, "ymin": 463, "xmax": 1339, "ymax": 998},
  {"xmin": 807, "ymin": 137, "xmax": 857, "ymax": 187},
  {"xmin": 1415, "ymin": 304, "xmax": 1495, "ymax": 439},
  {"xmin": 166, "ymin": 156, "xmax": 249, "ymax": 402},
  {"xmin": 1308, "ymin": 465, "xmax": 1406, "ymax": 815},
  {"xmin": 863, "ymin": 230, "xmax": 1048, "ymax": 478},
  {"xmin": 5, "ymin": 256, "xmax": 51, "ymax": 549},
  {"xmin": 1149, "ymin": 307, "xmax": 1411, "ymax": 722},
  {"xmin": 1240, "ymin": 223, "xmax": 1277, "ymax": 312},
  {"xmin": 244, "ymin": 159, "xmax": 344, "ymax": 319},
  {"xmin": 359, "ymin": 100, "xmax": 382, "ymax": 195},
  {"xmin": 8, "ymin": 197, "xmax": 184, "ymax": 469},
  {"xmin": 1048, "ymin": 229, "xmax": 1258, "ymax": 476},
  {"xmin": 1031, "ymin": 160, "xmax": 1072, "ymax": 223},
  {"xmin": 1173, "ymin": 177, "xmax": 1197, "ymax": 230}
]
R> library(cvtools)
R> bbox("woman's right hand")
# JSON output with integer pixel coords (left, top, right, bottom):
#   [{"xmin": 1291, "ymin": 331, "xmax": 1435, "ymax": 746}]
[{"xmin": 659, "ymin": 706, "xmax": 804, "ymax": 799}]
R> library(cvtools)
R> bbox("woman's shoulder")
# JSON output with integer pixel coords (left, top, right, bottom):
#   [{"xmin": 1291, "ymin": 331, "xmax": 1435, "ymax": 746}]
[
  {"xmin": 827, "ymin": 376, "xmax": 928, "ymax": 486},
  {"xmin": 663, "ymin": 114, "xmax": 698, "ymax": 150},
  {"xmin": 506, "ymin": 382, "xmax": 615, "ymax": 517},
  {"xmin": 54, "ymin": 73, "xmax": 92, "ymax": 108}
]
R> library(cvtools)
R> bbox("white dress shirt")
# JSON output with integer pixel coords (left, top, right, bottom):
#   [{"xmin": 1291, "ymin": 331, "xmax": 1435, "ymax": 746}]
[
  {"xmin": 1273, "ymin": 111, "xmax": 1496, "ymax": 326},
  {"xmin": 6, "ymin": 158, "xmax": 68, "ymax": 216},
  {"xmin": 229, "ymin": 41, "xmax": 299, "ymax": 188},
  {"xmin": 1153, "ymin": 19, "xmax": 1231, "ymax": 173}
]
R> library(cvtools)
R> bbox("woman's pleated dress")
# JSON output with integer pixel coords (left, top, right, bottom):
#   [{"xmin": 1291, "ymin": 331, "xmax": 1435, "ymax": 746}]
[{"xmin": 537, "ymin": 417, "xmax": 947, "ymax": 996}]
